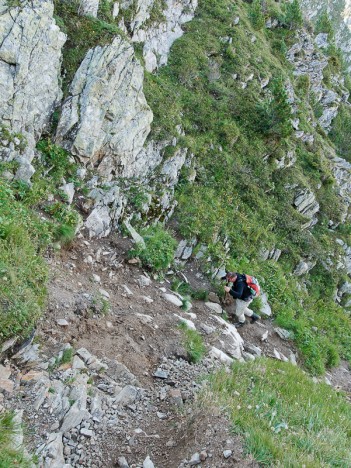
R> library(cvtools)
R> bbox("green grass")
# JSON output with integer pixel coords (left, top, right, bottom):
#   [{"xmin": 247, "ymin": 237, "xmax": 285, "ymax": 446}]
[
  {"xmin": 129, "ymin": 223, "xmax": 177, "ymax": 271},
  {"xmin": 0, "ymin": 412, "xmax": 32, "ymax": 467},
  {"xmin": 208, "ymin": 359, "xmax": 351, "ymax": 466},
  {"xmin": 0, "ymin": 181, "xmax": 49, "ymax": 343},
  {"xmin": 178, "ymin": 321, "xmax": 206, "ymax": 363}
]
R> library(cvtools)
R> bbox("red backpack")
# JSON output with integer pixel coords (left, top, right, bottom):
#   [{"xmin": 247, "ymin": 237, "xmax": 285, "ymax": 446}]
[{"xmin": 245, "ymin": 275, "xmax": 260, "ymax": 298}]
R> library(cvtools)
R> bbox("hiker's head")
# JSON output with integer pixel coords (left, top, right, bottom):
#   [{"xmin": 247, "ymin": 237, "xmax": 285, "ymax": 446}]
[{"xmin": 226, "ymin": 272, "xmax": 237, "ymax": 283}]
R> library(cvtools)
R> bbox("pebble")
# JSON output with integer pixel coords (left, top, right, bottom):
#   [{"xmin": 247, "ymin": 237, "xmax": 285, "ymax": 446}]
[
  {"xmin": 153, "ymin": 369, "xmax": 169, "ymax": 379},
  {"xmin": 117, "ymin": 457, "xmax": 129, "ymax": 468},
  {"xmin": 223, "ymin": 450, "xmax": 232, "ymax": 459},
  {"xmin": 189, "ymin": 452, "xmax": 201, "ymax": 466},
  {"xmin": 57, "ymin": 319, "xmax": 69, "ymax": 327}
]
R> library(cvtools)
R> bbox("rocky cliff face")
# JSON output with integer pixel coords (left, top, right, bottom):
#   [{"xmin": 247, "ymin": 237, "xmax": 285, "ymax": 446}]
[
  {"xmin": 56, "ymin": 36, "xmax": 153, "ymax": 179},
  {"xmin": 0, "ymin": 0, "xmax": 66, "ymax": 181},
  {"xmin": 129, "ymin": 0, "xmax": 198, "ymax": 72},
  {"xmin": 301, "ymin": 0, "xmax": 351, "ymax": 70}
]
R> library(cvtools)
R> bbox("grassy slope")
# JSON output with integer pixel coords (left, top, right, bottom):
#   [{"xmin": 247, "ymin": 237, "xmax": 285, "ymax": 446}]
[
  {"xmin": 208, "ymin": 358, "xmax": 351, "ymax": 466},
  {"xmin": 143, "ymin": 0, "xmax": 351, "ymax": 374}
]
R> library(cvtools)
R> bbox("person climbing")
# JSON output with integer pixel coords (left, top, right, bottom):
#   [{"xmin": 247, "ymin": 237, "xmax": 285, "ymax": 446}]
[{"xmin": 222, "ymin": 272, "xmax": 260, "ymax": 327}]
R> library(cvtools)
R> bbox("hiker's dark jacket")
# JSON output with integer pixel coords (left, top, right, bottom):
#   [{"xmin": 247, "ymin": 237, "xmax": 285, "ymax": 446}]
[{"xmin": 223, "ymin": 273, "xmax": 252, "ymax": 302}]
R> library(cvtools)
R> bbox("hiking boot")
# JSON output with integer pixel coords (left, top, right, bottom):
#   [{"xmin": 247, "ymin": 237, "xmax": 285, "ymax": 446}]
[
  {"xmin": 250, "ymin": 313, "xmax": 260, "ymax": 323},
  {"xmin": 233, "ymin": 321, "xmax": 245, "ymax": 328}
]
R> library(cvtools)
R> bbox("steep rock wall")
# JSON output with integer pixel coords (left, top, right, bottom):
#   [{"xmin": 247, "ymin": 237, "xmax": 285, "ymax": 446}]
[
  {"xmin": 56, "ymin": 36, "xmax": 153, "ymax": 179},
  {"xmin": 0, "ymin": 0, "xmax": 66, "ymax": 181}
]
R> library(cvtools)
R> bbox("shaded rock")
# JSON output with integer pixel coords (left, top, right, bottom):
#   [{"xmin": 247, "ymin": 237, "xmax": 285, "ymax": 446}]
[
  {"xmin": 212, "ymin": 315, "xmax": 244, "ymax": 360},
  {"xmin": 189, "ymin": 452, "xmax": 201, "ymax": 466},
  {"xmin": 244, "ymin": 343, "xmax": 262, "ymax": 357},
  {"xmin": 57, "ymin": 319, "xmax": 69, "ymax": 327},
  {"xmin": 115, "ymin": 385, "xmax": 138, "ymax": 406},
  {"xmin": 117, "ymin": 457, "xmax": 130, "ymax": 468},
  {"xmin": 293, "ymin": 260, "xmax": 315, "ymax": 276},
  {"xmin": 153, "ymin": 369, "xmax": 169, "ymax": 379},
  {"xmin": 59, "ymin": 182, "xmax": 75, "ymax": 204},
  {"xmin": 209, "ymin": 347, "xmax": 233, "ymax": 365},
  {"xmin": 207, "ymin": 292, "xmax": 221, "ymax": 304},
  {"xmin": 274, "ymin": 327, "xmax": 292, "ymax": 340},
  {"xmin": 1, "ymin": 337, "xmax": 17, "ymax": 354},
  {"xmin": 39, "ymin": 432, "xmax": 66, "ymax": 468},
  {"xmin": 205, "ymin": 302, "xmax": 222, "ymax": 314},
  {"xmin": 131, "ymin": 0, "xmax": 198, "ymax": 72},
  {"xmin": 137, "ymin": 275, "xmax": 152, "ymax": 287}
]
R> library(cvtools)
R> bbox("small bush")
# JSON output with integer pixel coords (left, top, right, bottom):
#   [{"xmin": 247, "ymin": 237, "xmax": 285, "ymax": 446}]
[
  {"xmin": 61, "ymin": 347, "xmax": 74, "ymax": 365},
  {"xmin": 284, "ymin": 0, "xmax": 303, "ymax": 29},
  {"xmin": 179, "ymin": 322, "xmax": 206, "ymax": 363},
  {"xmin": 129, "ymin": 224, "xmax": 177, "ymax": 271},
  {"xmin": 249, "ymin": 0, "xmax": 265, "ymax": 30}
]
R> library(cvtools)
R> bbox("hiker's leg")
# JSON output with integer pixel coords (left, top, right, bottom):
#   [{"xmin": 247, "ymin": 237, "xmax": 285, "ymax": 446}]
[
  {"xmin": 235, "ymin": 300, "xmax": 247, "ymax": 323},
  {"xmin": 243, "ymin": 300, "xmax": 253, "ymax": 318}
]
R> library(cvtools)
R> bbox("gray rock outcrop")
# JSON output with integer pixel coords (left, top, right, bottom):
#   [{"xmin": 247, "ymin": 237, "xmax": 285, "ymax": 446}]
[
  {"xmin": 128, "ymin": 0, "xmax": 198, "ymax": 72},
  {"xmin": 0, "ymin": 0, "xmax": 66, "ymax": 181},
  {"xmin": 300, "ymin": 0, "xmax": 351, "ymax": 71},
  {"xmin": 287, "ymin": 31, "xmax": 349, "ymax": 132},
  {"xmin": 293, "ymin": 188, "xmax": 320, "ymax": 228},
  {"xmin": 79, "ymin": 0, "xmax": 100, "ymax": 17},
  {"xmin": 56, "ymin": 36, "xmax": 153, "ymax": 179}
]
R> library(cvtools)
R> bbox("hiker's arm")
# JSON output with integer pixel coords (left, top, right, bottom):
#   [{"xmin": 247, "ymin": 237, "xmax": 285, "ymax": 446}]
[{"xmin": 229, "ymin": 282, "xmax": 244, "ymax": 299}]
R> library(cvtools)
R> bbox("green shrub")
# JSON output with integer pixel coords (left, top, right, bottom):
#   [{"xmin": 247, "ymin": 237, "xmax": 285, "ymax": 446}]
[
  {"xmin": 179, "ymin": 321, "xmax": 206, "ymax": 363},
  {"xmin": 254, "ymin": 76, "xmax": 293, "ymax": 138},
  {"xmin": 61, "ymin": 347, "xmax": 74, "ymax": 365},
  {"xmin": 329, "ymin": 104, "xmax": 351, "ymax": 161},
  {"xmin": 284, "ymin": 0, "xmax": 303, "ymax": 29},
  {"xmin": 129, "ymin": 224, "xmax": 177, "ymax": 271},
  {"xmin": 315, "ymin": 11, "xmax": 334, "ymax": 38},
  {"xmin": 249, "ymin": 0, "xmax": 265, "ymax": 30}
]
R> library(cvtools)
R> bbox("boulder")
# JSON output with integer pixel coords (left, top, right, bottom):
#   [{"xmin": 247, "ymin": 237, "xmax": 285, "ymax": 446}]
[{"xmin": 56, "ymin": 36, "xmax": 153, "ymax": 180}]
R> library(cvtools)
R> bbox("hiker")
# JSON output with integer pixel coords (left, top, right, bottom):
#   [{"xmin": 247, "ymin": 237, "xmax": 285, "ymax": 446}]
[{"xmin": 222, "ymin": 272, "xmax": 260, "ymax": 327}]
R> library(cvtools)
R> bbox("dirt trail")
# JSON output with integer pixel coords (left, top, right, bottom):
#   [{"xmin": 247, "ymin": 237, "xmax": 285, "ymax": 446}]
[{"xmin": 2, "ymin": 232, "xmax": 350, "ymax": 467}]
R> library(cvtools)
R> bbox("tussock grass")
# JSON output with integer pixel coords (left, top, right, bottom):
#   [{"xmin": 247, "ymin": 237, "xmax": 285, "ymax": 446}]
[
  {"xmin": 208, "ymin": 359, "xmax": 351, "ymax": 466},
  {"xmin": 179, "ymin": 321, "xmax": 206, "ymax": 363},
  {"xmin": 0, "ymin": 412, "xmax": 31, "ymax": 467}
]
